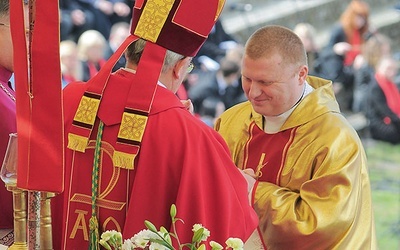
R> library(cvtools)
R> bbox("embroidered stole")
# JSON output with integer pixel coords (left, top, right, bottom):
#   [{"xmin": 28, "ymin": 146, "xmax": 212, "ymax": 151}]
[
  {"xmin": 67, "ymin": 35, "xmax": 166, "ymax": 170},
  {"xmin": 243, "ymin": 122, "xmax": 296, "ymax": 185},
  {"xmin": 11, "ymin": 0, "xmax": 63, "ymax": 192}
]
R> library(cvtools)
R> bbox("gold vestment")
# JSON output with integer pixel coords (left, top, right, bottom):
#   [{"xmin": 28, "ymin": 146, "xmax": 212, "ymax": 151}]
[{"xmin": 215, "ymin": 76, "xmax": 377, "ymax": 249}]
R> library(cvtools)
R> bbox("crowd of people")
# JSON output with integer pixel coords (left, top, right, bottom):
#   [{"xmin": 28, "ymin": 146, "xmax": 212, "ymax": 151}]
[
  {"xmin": 58, "ymin": 0, "xmax": 400, "ymax": 144},
  {"xmin": 1, "ymin": 0, "xmax": 399, "ymax": 248},
  {"xmin": 60, "ymin": 0, "xmax": 133, "ymax": 42},
  {"xmin": 293, "ymin": 1, "xmax": 400, "ymax": 144}
]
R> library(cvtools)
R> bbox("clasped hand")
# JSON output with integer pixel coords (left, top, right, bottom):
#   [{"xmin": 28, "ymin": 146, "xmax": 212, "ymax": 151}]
[
  {"xmin": 181, "ymin": 99, "xmax": 194, "ymax": 115},
  {"xmin": 241, "ymin": 168, "xmax": 257, "ymax": 194}
]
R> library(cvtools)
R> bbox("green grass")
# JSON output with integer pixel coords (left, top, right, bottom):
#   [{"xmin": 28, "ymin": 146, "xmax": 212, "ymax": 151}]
[{"xmin": 364, "ymin": 139, "xmax": 400, "ymax": 249}]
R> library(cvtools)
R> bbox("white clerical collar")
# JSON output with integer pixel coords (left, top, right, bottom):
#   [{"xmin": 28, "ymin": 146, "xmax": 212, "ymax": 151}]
[
  {"xmin": 123, "ymin": 67, "xmax": 136, "ymax": 74},
  {"xmin": 263, "ymin": 81, "xmax": 313, "ymax": 134},
  {"xmin": 122, "ymin": 67, "xmax": 166, "ymax": 88}
]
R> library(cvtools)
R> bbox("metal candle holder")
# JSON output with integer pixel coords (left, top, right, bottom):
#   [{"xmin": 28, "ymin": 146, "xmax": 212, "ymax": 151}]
[{"xmin": 1, "ymin": 133, "xmax": 54, "ymax": 249}]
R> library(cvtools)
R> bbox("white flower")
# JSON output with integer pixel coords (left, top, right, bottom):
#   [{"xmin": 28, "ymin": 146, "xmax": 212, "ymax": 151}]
[
  {"xmin": 99, "ymin": 204, "xmax": 245, "ymax": 250},
  {"xmin": 209, "ymin": 241, "xmax": 223, "ymax": 250},
  {"xmin": 101, "ymin": 230, "xmax": 121, "ymax": 241},
  {"xmin": 99, "ymin": 239, "xmax": 112, "ymax": 250},
  {"xmin": 149, "ymin": 242, "xmax": 168, "ymax": 250},
  {"xmin": 131, "ymin": 229, "xmax": 158, "ymax": 248},
  {"xmin": 100, "ymin": 230, "xmax": 123, "ymax": 250},
  {"xmin": 192, "ymin": 224, "xmax": 210, "ymax": 241},
  {"xmin": 122, "ymin": 239, "xmax": 135, "ymax": 250},
  {"xmin": 225, "ymin": 238, "xmax": 244, "ymax": 250}
]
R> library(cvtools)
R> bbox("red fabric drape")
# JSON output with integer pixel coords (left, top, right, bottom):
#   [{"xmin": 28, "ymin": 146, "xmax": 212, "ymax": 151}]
[{"xmin": 11, "ymin": 0, "xmax": 64, "ymax": 193}]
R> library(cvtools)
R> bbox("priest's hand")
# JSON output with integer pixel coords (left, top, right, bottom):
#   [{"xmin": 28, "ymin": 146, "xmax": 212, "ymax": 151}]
[
  {"xmin": 241, "ymin": 168, "xmax": 257, "ymax": 194},
  {"xmin": 181, "ymin": 99, "xmax": 194, "ymax": 115}
]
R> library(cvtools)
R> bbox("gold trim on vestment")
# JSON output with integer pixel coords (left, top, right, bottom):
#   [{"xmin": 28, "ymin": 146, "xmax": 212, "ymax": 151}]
[
  {"xmin": 216, "ymin": 0, "xmax": 225, "ymax": 20},
  {"xmin": 134, "ymin": 0, "xmax": 174, "ymax": 42},
  {"xmin": 112, "ymin": 151, "xmax": 136, "ymax": 170},
  {"xmin": 118, "ymin": 112, "xmax": 148, "ymax": 142},
  {"xmin": 70, "ymin": 194, "xmax": 126, "ymax": 211},
  {"xmin": 74, "ymin": 95, "xmax": 100, "ymax": 125},
  {"xmin": 68, "ymin": 133, "xmax": 89, "ymax": 153}
]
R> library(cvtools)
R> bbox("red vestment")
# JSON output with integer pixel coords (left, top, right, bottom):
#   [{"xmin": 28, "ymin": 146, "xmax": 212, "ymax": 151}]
[
  {"xmin": 53, "ymin": 69, "xmax": 258, "ymax": 249},
  {"xmin": 243, "ymin": 122, "xmax": 296, "ymax": 184}
]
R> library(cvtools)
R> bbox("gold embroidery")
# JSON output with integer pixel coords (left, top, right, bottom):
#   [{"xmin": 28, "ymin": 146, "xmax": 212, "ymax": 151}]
[
  {"xmin": 243, "ymin": 122, "xmax": 256, "ymax": 170},
  {"xmin": 118, "ymin": 112, "xmax": 148, "ymax": 142},
  {"xmin": 256, "ymin": 153, "xmax": 268, "ymax": 178},
  {"xmin": 71, "ymin": 194, "xmax": 126, "ymax": 211},
  {"xmin": 74, "ymin": 95, "xmax": 100, "ymax": 125},
  {"xmin": 216, "ymin": 0, "xmax": 225, "ymax": 21},
  {"xmin": 103, "ymin": 217, "xmax": 122, "ymax": 232},
  {"xmin": 69, "ymin": 210, "xmax": 122, "ymax": 241},
  {"xmin": 277, "ymin": 128, "xmax": 297, "ymax": 184},
  {"xmin": 97, "ymin": 141, "xmax": 124, "ymax": 195},
  {"xmin": 134, "ymin": 0, "xmax": 174, "ymax": 42},
  {"xmin": 70, "ymin": 209, "xmax": 89, "ymax": 240},
  {"xmin": 70, "ymin": 140, "xmax": 127, "ymax": 210},
  {"xmin": 68, "ymin": 133, "xmax": 89, "ymax": 152},
  {"xmin": 113, "ymin": 151, "xmax": 136, "ymax": 170}
]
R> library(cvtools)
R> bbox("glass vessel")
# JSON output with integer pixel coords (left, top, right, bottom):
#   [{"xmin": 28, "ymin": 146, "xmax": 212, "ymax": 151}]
[{"xmin": 1, "ymin": 133, "xmax": 18, "ymax": 186}]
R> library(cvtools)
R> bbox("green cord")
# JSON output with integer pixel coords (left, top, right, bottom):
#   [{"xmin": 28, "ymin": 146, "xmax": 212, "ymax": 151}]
[{"xmin": 89, "ymin": 121, "xmax": 104, "ymax": 250}]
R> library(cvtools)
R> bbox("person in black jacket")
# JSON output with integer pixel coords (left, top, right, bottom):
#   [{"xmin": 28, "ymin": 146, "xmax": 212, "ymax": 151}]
[
  {"xmin": 59, "ymin": 0, "xmax": 96, "ymax": 42},
  {"xmin": 104, "ymin": 21, "xmax": 130, "ymax": 72},
  {"xmin": 352, "ymin": 33, "xmax": 392, "ymax": 113},
  {"xmin": 366, "ymin": 56, "xmax": 400, "ymax": 144},
  {"xmin": 193, "ymin": 19, "xmax": 237, "ymax": 70},
  {"xmin": 315, "ymin": 0, "xmax": 371, "ymax": 111},
  {"xmin": 188, "ymin": 57, "xmax": 246, "ymax": 117}
]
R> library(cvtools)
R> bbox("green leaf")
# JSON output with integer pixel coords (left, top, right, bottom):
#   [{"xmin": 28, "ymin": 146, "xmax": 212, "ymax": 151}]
[
  {"xmin": 197, "ymin": 244, "xmax": 206, "ymax": 250},
  {"xmin": 144, "ymin": 220, "xmax": 157, "ymax": 232},
  {"xmin": 181, "ymin": 243, "xmax": 193, "ymax": 249},
  {"xmin": 160, "ymin": 227, "xmax": 172, "ymax": 244},
  {"xmin": 160, "ymin": 226, "xmax": 168, "ymax": 234},
  {"xmin": 151, "ymin": 238, "xmax": 172, "ymax": 249}
]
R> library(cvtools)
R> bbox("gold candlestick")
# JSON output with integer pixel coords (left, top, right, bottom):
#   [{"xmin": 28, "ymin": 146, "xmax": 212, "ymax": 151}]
[
  {"xmin": 39, "ymin": 192, "xmax": 54, "ymax": 250},
  {"xmin": 7, "ymin": 186, "xmax": 28, "ymax": 250}
]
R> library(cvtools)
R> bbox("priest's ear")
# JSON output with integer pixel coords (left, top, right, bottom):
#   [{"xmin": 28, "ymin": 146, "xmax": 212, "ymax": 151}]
[{"xmin": 173, "ymin": 57, "xmax": 191, "ymax": 79}]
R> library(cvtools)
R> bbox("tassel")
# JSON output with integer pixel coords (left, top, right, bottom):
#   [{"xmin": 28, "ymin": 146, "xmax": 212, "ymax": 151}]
[
  {"xmin": 113, "ymin": 151, "xmax": 136, "ymax": 170},
  {"xmin": 67, "ymin": 133, "xmax": 89, "ymax": 152},
  {"xmin": 89, "ymin": 216, "xmax": 99, "ymax": 250}
]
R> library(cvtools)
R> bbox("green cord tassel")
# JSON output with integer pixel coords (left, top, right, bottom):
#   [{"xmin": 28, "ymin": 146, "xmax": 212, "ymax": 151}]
[
  {"xmin": 89, "ymin": 216, "xmax": 100, "ymax": 250},
  {"xmin": 89, "ymin": 121, "xmax": 104, "ymax": 250}
]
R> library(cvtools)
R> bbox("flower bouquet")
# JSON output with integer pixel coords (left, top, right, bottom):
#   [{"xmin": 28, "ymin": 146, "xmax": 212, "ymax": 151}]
[{"xmin": 100, "ymin": 204, "xmax": 244, "ymax": 250}]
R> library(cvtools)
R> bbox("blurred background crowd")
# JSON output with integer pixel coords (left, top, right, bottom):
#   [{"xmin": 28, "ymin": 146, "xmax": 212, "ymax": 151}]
[{"xmin": 57, "ymin": 0, "xmax": 400, "ymax": 146}]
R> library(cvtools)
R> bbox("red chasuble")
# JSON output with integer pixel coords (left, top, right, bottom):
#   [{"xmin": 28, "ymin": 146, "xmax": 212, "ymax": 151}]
[{"xmin": 53, "ymin": 69, "xmax": 258, "ymax": 249}]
